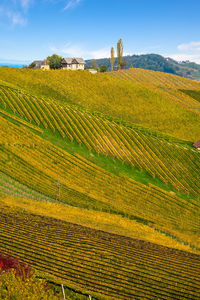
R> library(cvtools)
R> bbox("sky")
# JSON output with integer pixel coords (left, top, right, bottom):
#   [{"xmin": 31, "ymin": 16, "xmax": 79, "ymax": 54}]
[{"xmin": 0, "ymin": 0, "xmax": 200, "ymax": 64}]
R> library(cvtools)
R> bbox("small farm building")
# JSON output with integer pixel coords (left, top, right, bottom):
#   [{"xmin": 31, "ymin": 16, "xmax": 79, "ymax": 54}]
[
  {"xmin": 61, "ymin": 58, "xmax": 85, "ymax": 70},
  {"xmin": 32, "ymin": 60, "xmax": 50, "ymax": 70},
  {"xmin": 88, "ymin": 69, "xmax": 98, "ymax": 74},
  {"xmin": 193, "ymin": 140, "xmax": 200, "ymax": 149}
]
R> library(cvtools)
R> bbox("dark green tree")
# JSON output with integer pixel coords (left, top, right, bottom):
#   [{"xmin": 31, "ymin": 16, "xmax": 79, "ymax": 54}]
[
  {"xmin": 100, "ymin": 65, "xmax": 107, "ymax": 72},
  {"xmin": 28, "ymin": 62, "xmax": 36, "ymax": 69},
  {"xmin": 47, "ymin": 54, "xmax": 62, "ymax": 69}
]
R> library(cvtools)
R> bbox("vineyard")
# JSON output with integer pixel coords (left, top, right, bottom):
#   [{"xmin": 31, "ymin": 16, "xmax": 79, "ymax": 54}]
[
  {"xmin": 0, "ymin": 67, "xmax": 200, "ymax": 299},
  {"xmin": 0, "ymin": 84, "xmax": 200, "ymax": 200},
  {"xmin": 111, "ymin": 68, "xmax": 200, "ymax": 115},
  {"xmin": 2, "ymin": 196, "xmax": 196, "ymax": 253},
  {"xmin": 111, "ymin": 68, "xmax": 200, "ymax": 90},
  {"xmin": 0, "ymin": 171, "xmax": 53, "ymax": 202},
  {"xmin": 0, "ymin": 67, "xmax": 199, "ymax": 140},
  {"xmin": 0, "ymin": 203, "xmax": 200, "ymax": 300},
  {"xmin": 0, "ymin": 114, "xmax": 200, "ymax": 249}
]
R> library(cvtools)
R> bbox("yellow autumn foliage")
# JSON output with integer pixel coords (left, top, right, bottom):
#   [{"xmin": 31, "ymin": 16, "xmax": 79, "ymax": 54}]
[
  {"xmin": 1, "ymin": 196, "xmax": 199, "ymax": 255},
  {"xmin": 0, "ymin": 67, "xmax": 199, "ymax": 140}
]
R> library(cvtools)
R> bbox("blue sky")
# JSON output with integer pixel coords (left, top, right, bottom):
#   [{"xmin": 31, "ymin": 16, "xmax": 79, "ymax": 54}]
[{"xmin": 0, "ymin": 0, "xmax": 200, "ymax": 64}]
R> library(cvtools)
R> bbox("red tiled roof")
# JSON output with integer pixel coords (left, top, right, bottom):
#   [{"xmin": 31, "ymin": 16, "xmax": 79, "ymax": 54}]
[{"xmin": 193, "ymin": 140, "xmax": 200, "ymax": 148}]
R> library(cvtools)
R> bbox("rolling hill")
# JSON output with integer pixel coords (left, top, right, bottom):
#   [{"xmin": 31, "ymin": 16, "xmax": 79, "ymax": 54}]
[
  {"xmin": 86, "ymin": 53, "xmax": 200, "ymax": 80},
  {"xmin": 0, "ymin": 67, "xmax": 199, "ymax": 141},
  {"xmin": 0, "ymin": 67, "xmax": 200, "ymax": 299}
]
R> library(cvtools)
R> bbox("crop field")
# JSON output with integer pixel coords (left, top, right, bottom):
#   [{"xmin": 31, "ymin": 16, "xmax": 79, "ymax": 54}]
[
  {"xmin": 2, "ymin": 196, "xmax": 196, "ymax": 253},
  {"xmin": 0, "ymin": 115, "xmax": 200, "ymax": 250},
  {"xmin": 0, "ymin": 171, "xmax": 53, "ymax": 202},
  {"xmin": 0, "ymin": 84, "xmax": 200, "ymax": 200},
  {"xmin": 111, "ymin": 68, "xmax": 200, "ymax": 90},
  {"xmin": 0, "ymin": 203, "xmax": 200, "ymax": 300},
  {"xmin": 111, "ymin": 68, "xmax": 200, "ymax": 115},
  {"xmin": 0, "ymin": 67, "xmax": 199, "ymax": 140},
  {"xmin": 0, "ymin": 67, "xmax": 199, "ymax": 299}
]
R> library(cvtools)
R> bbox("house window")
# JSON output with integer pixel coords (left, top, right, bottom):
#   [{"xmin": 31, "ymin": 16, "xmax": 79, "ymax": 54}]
[{"xmin": 72, "ymin": 64, "xmax": 76, "ymax": 69}]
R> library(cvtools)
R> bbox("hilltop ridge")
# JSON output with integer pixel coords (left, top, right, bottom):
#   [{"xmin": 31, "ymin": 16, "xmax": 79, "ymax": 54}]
[{"xmin": 86, "ymin": 53, "xmax": 200, "ymax": 80}]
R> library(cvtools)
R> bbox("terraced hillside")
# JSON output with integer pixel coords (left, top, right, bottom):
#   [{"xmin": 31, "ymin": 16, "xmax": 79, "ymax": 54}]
[
  {"xmin": 0, "ymin": 171, "xmax": 53, "ymax": 202},
  {"xmin": 0, "ymin": 68, "xmax": 199, "ymax": 299},
  {"xmin": 111, "ymin": 68, "xmax": 200, "ymax": 89},
  {"xmin": 1, "ymin": 114, "xmax": 200, "ymax": 245},
  {"xmin": 1, "ymin": 204, "xmax": 200, "ymax": 300},
  {"xmin": 0, "ymin": 84, "xmax": 200, "ymax": 200},
  {"xmin": 111, "ymin": 68, "xmax": 200, "ymax": 116},
  {"xmin": 0, "ymin": 67, "xmax": 200, "ymax": 140}
]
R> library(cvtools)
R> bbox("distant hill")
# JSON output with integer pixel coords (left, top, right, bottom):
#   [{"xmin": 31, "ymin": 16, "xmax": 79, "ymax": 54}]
[{"xmin": 86, "ymin": 54, "xmax": 200, "ymax": 80}]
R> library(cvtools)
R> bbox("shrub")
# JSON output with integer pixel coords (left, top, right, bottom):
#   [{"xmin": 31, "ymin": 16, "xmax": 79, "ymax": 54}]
[
  {"xmin": 0, "ymin": 253, "xmax": 32, "ymax": 280},
  {"xmin": 0, "ymin": 253, "xmax": 60, "ymax": 299}
]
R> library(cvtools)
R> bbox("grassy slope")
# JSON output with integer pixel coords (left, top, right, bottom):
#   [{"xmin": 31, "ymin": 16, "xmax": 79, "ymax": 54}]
[
  {"xmin": 0, "ymin": 114, "xmax": 200, "ymax": 251},
  {"xmin": 0, "ymin": 67, "xmax": 199, "ymax": 141},
  {"xmin": 0, "ymin": 85, "xmax": 199, "ymax": 202},
  {"xmin": 0, "ymin": 68, "xmax": 200, "ymax": 297},
  {"xmin": 39, "ymin": 128, "xmax": 196, "ymax": 202}
]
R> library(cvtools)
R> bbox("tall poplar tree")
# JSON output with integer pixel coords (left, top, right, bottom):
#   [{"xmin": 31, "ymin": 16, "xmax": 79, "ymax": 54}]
[
  {"xmin": 117, "ymin": 39, "xmax": 123, "ymax": 69},
  {"xmin": 110, "ymin": 47, "xmax": 115, "ymax": 71}
]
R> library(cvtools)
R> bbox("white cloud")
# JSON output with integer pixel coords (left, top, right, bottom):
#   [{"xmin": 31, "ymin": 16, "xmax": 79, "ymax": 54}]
[
  {"xmin": 89, "ymin": 47, "xmax": 110, "ymax": 59},
  {"xmin": 60, "ymin": 43, "xmax": 103, "ymax": 59},
  {"xmin": 8, "ymin": 11, "xmax": 27, "ymax": 26},
  {"xmin": 166, "ymin": 41, "xmax": 200, "ymax": 64},
  {"xmin": 169, "ymin": 53, "xmax": 200, "ymax": 64},
  {"xmin": 178, "ymin": 41, "xmax": 200, "ymax": 52},
  {"xmin": 21, "ymin": 0, "xmax": 32, "ymax": 9},
  {"xmin": 89, "ymin": 49, "xmax": 131, "ymax": 59},
  {"xmin": 0, "ymin": 0, "xmax": 33, "ymax": 26},
  {"xmin": 50, "ymin": 42, "xmax": 131, "ymax": 60},
  {"xmin": 60, "ymin": 44, "xmax": 112, "ymax": 59},
  {"xmin": 61, "ymin": 43, "xmax": 86, "ymax": 56},
  {"xmin": 64, "ymin": 0, "xmax": 81, "ymax": 10},
  {"xmin": 49, "ymin": 45, "xmax": 59, "ymax": 52}
]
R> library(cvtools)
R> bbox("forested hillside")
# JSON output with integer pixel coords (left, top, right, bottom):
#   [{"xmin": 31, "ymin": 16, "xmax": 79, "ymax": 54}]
[{"xmin": 86, "ymin": 54, "xmax": 200, "ymax": 79}]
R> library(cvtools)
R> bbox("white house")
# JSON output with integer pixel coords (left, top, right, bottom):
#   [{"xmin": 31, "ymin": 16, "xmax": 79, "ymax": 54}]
[
  {"xmin": 32, "ymin": 60, "xmax": 50, "ymax": 70},
  {"xmin": 61, "ymin": 58, "xmax": 85, "ymax": 70}
]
